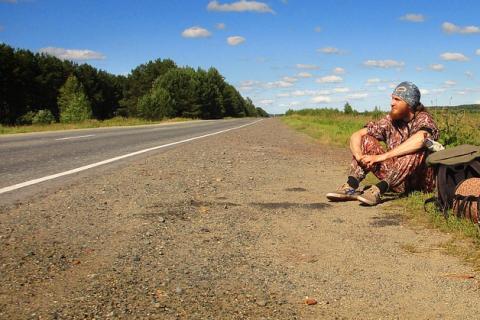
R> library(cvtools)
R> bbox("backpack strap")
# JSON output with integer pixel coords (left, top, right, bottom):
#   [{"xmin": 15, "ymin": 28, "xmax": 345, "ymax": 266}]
[
  {"xmin": 469, "ymin": 160, "xmax": 480, "ymax": 176},
  {"xmin": 424, "ymin": 196, "xmax": 439, "ymax": 212},
  {"xmin": 437, "ymin": 165, "xmax": 450, "ymax": 217}
]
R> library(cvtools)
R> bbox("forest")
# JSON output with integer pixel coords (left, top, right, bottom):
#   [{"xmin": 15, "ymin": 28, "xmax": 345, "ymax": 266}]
[{"xmin": 0, "ymin": 43, "xmax": 268, "ymax": 125}]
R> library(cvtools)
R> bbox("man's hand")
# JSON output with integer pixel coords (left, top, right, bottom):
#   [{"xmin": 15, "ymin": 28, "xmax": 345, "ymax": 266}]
[{"xmin": 360, "ymin": 154, "xmax": 387, "ymax": 168}]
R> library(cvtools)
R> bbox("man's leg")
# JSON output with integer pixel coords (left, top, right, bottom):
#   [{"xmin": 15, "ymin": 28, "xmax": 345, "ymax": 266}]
[
  {"xmin": 327, "ymin": 135, "xmax": 386, "ymax": 201},
  {"xmin": 357, "ymin": 149, "xmax": 430, "ymax": 205},
  {"xmin": 348, "ymin": 134, "xmax": 389, "ymax": 188}
]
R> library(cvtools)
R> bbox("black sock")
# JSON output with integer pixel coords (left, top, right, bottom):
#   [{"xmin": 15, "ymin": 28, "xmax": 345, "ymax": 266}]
[
  {"xmin": 347, "ymin": 176, "xmax": 359, "ymax": 189},
  {"xmin": 376, "ymin": 181, "xmax": 389, "ymax": 194}
]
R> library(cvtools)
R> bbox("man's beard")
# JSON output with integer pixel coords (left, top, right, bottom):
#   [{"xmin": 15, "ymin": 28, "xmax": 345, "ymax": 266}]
[{"xmin": 390, "ymin": 107, "xmax": 409, "ymax": 121}]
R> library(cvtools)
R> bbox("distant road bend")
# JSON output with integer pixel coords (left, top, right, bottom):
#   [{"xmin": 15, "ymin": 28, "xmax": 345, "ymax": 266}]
[{"xmin": 0, "ymin": 118, "xmax": 262, "ymax": 198}]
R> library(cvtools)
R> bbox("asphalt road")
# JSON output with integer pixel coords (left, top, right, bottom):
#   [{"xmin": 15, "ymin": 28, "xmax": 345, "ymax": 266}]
[{"xmin": 0, "ymin": 118, "xmax": 261, "ymax": 202}]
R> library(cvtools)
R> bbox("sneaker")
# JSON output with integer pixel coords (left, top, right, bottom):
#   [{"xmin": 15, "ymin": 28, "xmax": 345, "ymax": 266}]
[
  {"xmin": 357, "ymin": 185, "xmax": 381, "ymax": 206},
  {"xmin": 326, "ymin": 183, "xmax": 361, "ymax": 202}
]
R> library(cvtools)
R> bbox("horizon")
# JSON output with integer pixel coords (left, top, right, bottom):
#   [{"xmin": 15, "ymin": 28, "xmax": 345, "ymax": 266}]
[{"xmin": 1, "ymin": 0, "xmax": 479, "ymax": 114}]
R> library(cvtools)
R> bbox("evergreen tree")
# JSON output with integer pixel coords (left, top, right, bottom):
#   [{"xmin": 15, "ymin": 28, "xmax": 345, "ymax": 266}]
[
  {"xmin": 58, "ymin": 75, "xmax": 92, "ymax": 122},
  {"xmin": 343, "ymin": 102, "xmax": 354, "ymax": 114},
  {"xmin": 138, "ymin": 85, "xmax": 174, "ymax": 120}
]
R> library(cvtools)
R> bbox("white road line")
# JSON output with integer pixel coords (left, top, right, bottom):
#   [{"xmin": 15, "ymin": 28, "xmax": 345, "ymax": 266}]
[
  {"xmin": 0, "ymin": 119, "xmax": 263, "ymax": 195},
  {"xmin": 55, "ymin": 134, "xmax": 96, "ymax": 141}
]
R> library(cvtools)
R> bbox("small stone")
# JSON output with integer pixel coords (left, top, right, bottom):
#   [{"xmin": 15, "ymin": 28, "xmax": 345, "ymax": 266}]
[
  {"xmin": 175, "ymin": 287, "xmax": 183, "ymax": 294},
  {"xmin": 256, "ymin": 299, "xmax": 268, "ymax": 307},
  {"xmin": 158, "ymin": 217, "xmax": 166, "ymax": 223},
  {"xmin": 133, "ymin": 255, "xmax": 141, "ymax": 262}
]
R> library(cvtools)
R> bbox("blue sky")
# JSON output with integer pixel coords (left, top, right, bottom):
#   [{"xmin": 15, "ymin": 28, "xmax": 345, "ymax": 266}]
[{"xmin": 1, "ymin": 0, "xmax": 479, "ymax": 113}]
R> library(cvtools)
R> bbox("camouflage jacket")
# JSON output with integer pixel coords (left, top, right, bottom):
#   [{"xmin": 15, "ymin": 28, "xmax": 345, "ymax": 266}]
[{"xmin": 365, "ymin": 111, "xmax": 439, "ymax": 151}]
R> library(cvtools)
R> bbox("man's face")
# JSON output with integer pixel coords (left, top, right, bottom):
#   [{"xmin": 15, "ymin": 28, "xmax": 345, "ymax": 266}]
[{"xmin": 390, "ymin": 95, "xmax": 410, "ymax": 120}]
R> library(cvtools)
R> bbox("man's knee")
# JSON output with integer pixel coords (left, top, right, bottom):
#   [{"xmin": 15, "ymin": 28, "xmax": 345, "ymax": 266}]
[{"xmin": 361, "ymin": 134, "xmax": 384, "ymax": 155}]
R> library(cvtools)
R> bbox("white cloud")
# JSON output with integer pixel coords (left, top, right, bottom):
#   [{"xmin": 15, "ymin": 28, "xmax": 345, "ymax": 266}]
[
  {"xmin": 333, "ymin": 67, "xmax": 345, "ymax": 74},
  {"xmin": 265, "ymin": 80, "xmax": 294, "ymax": 88},
  {"xmin": 314, "ymin": 26, "xmax": 322, "ymax": 33},
  {"xmin": 207, "ymin": 0, "xmax": 275, "ymax": 14},
  {"xmin": 296, "ymin": 63, "xmax": 319, "ymax": 70},
  {"xmin": 282, "ymin": 76, "xmax": 297, "ymax": 83},
  {"xmin": 363, "ymin": 59, "xmax": 405, "ymax": 68},
  {"xmin": 476, "ymin": 49, "xmax": 480, "ymax": 56},
  {"xmin": 182, "ymin": 26, "xmax": 211, "ymax": 38},
  {"xmin": 420, "ymin": 89, "xmax": 430, "ymax": 95},
  {"xmin": 333, "ymin": 87, "xmax": 350, "ymax": 93},
  {"xmin": 377, "ymin": 86, "xmax": 387, "ymax": 91},
  {"xmin": 238, "ymin": 79, "xmax": 261, "ymax": 91},
  {"xmin": 442, "ymin": 22, "xmax": 480, "ymax": 34},
  {"xmin": 440, "ymin": 52, "xmax": 469, "ymax": 61},
  {"xmin": 296, "ymin": 72, "xmax": 313, "ymax": 78},
  {"xmin": 317, "ymin": 46, "xmax": 344, "ymax": 54},
  {"xmin": 444, "ymin": 80, "xmax": 456, "ymax": 87},
  {"xmin": 347, "ymin": 93, "xmax": 368, "ymax": 100},
  {"xmin": 465, "ymin": 71, "xmax": 474, "ymax": 78},
  {"xmin": 366, "ymin": 78, "xmax": 381, "ymax": 84},
  {"xmin": 429, "ymin": 64, "xmax": 444, "ymax": 71},
  {"xmin": 316, "ymin": 75, "xmax": 343, "ymax": 83},
  {"xmin": 259, "ymin": 99, "xmax": 274, "ymax": 105},
  {"xmin": 416, "ymin": 66, "xmax": 424, "ymax": 72},
  {"xmin": 399, "ymin": 13, "xmax": 425, "ymax": 22},
  {"xmin": 311, "ymin": 96, "xmax": 331, "ymax": 103},
  {"xmin": 277, "ymin": 93, "xmax": 290, "ymax": 98},
  {"xmin": 227, "ymin": 36, "xmax": 246, "ymax": 46},
  {"xmin": 216, "ymin": 23, "xmax": 226, "ymax": 30},
  {"xmin": 291, "ymin": 90, "xmax": 317, "ymax": 96},
  {"xmin": 39, "ymin": 47, "xmax": 105, "ymax": 61},
  {"xmin": 240, "ymin": 80, "xmax": 260, "ymax": 87}
]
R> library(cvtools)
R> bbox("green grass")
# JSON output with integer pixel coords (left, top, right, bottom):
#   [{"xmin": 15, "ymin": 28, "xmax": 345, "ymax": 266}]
[
  {"xmin": 0, "ymin": 117, "xmax": 193, "ymax": 135},
  {"xmin": 281, "ymin": 113, "xmax": 373, "ymax": 146},
  {"xmin": 282, "ymin": 109, "xmax": 480, "ymax": 269},
  {"xmin": 395, "ymin": 191, "xmax": 480, "ymax": 270}
]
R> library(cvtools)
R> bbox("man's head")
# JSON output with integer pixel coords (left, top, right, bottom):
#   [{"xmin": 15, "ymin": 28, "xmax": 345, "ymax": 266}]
[{"xmin": 390, "ymin": 81, "xmax": 421, "ymax": 121}]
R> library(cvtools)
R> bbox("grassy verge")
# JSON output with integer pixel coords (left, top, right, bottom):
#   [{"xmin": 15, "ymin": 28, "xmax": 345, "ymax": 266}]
[
  {"xmin": 281, "ymin": 111, "xmax": 480, "ymax": 269},
  {"xmin": 394, "ymin": 192, "xmax": 480, "ymax": 270},
  {"xmin": 0, "ymin": 117, "xmax": 193, "ymax": 135},
  {"xmin": 281, "ymin": 113, "xmax": 371, "ymax": 146}
]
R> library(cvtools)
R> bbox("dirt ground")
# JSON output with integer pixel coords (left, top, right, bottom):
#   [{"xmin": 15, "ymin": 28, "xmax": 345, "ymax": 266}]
[{"xmin": 1, "ymin": 118, "xmax": 480, "ymax": 319}]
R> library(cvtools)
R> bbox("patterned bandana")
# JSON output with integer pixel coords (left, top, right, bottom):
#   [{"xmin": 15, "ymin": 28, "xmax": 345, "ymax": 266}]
[{"xmin": 392, "ymin": 81, "xmax": 421, "ymax": 109}]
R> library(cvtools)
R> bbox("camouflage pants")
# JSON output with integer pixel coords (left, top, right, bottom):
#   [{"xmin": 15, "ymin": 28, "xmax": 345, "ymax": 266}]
[{"xmin": 349, "ymin": 135, "xmax": 435, "ymax": 193}]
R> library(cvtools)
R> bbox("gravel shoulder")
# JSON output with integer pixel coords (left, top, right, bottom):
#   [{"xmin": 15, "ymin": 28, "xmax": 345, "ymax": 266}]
[{"xmin": 1, "ymin": 118, "xmax": 479, "ymax": 319}]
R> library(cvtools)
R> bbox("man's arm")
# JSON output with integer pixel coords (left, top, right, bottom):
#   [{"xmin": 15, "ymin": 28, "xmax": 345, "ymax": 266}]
[
  {"xmin": 361, "ymin": 130, "xmax": 428, "ymax": 167},
  {"xmin": 349, "ymin": 127, "xmax": 368, "ymax": 161}
]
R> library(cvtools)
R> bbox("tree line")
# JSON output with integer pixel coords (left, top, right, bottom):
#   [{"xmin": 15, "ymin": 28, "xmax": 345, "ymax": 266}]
[{"xmin": 0, "ymin": 43, "xmax": 268, "ymax": 125}]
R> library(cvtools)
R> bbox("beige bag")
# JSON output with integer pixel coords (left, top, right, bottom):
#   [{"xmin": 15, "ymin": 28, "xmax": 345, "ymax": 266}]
[{"xmin": 453, "ymin": 178, "xmax": 480, "ymax": 224}]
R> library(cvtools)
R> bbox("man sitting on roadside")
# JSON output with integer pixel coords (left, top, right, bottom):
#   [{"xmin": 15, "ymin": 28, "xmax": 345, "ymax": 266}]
[{"xmin": 326, "ymin": 81, "xmax": 439, "ymax": 206}]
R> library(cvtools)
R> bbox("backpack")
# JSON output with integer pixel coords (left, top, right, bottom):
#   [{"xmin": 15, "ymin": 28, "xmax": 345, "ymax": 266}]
[
  {"xmin": 424, "ymin": 144, "xmax": 480, "ymax": 218},
  {"xmin": 452, "ymin": 178, "xmax": 480, "ymax": 224}
]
